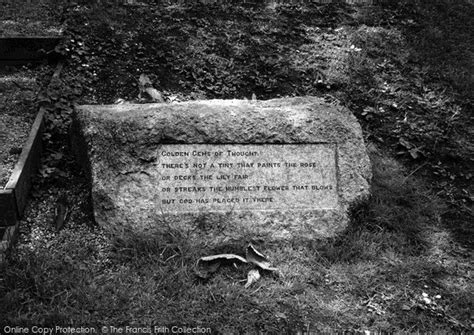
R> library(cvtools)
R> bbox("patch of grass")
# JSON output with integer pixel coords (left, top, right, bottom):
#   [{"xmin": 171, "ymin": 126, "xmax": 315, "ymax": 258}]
[
  {"xmin": 319, "ymin": 144, "xmax": 443, "ymax": 264},
  {"xmin": 336, "ymin": 1, "xmax": 473, "ymax": 249},
  {"xmin": 0, "ymin": 0, "xmax": 63, "ymax": 36}
]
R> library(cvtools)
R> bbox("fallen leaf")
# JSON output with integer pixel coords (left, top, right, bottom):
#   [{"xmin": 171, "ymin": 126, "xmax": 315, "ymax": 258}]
[
  {"xmin": 54, "ymin": 194, "xmax": 69, "ymax": 232},
  {"xmin": 401, "ymin": 304, "xmax": 411, "ymax": 311},
  {"xmin": 422, "ymin": 297, "xmax": 432, "ymax": 304},
  {"xmin": 139, "ymin": 73, "xmax": 152, "ymax": 87},
  {"xmin": 144, "ymin": 87, "xmax": 165, "ymax": 102},
  {"xmin": 274, "ymin": 312, "xmax": 287, "ymax": 320},
  {"xmin": 199, "ymin": 254, "xmax": 247, "ymax": 263},
  {"xmin": 399, "ymin": 138, "xmax": 412, "ymax": 149},
  {"xmin": 195, "ymin": 253, "xmax": 248, "ymax": 279},
  {"xmin": 194, "ymin": 260, "xmax": 220, "ymax": 279},
  {"xmin": 409, "ymin": 148, "xmax": 419, "ymax": 159},
  {"xmin": 244, "ymin": 269, "xmax": 260, "ymax": 288},
  {"xmin": 246, "ymin": 244, "xmax": 278, "ymax": 272}
]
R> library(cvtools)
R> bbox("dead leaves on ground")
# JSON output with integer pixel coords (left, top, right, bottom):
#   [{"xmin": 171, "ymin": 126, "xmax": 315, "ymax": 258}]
[
  {"xmin": 195, "ymin": 244, "xmax": 278, "ymax": 288},
  {"xmin": 245, "ymin": 243, "xmax": 278, "ymax": 272},
  {"xmin": 138, "ymin": 74, "xmax": 165, "ymax": 102}
]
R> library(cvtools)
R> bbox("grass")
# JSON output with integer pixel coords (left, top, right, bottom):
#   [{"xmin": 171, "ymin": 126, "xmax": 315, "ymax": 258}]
[
  {"xmin": 1, "ymin": 147, "xmax": 471, "ymax": 332},
  {"xmin": 0, "ymin": 0, "xmax": 63, "ymax": 36}
]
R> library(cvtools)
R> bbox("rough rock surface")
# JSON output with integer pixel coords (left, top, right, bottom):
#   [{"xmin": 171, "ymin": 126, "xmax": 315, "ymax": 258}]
[{"xmin": 73, "ymin": 97, "xmax": 371, "ymax": 245}]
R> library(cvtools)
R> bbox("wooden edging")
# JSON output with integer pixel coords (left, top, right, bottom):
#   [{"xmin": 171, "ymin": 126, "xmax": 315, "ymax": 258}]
[
  {"xmin": 0, "ymin": 60, "xmax": 63, "ymax": 262},
  {"xmin": 3, "ymin": 108, "xmax": 45, "ymax": 219},
  {"xmin": 0, "ymin": 189, "xmax": 18, "ymax": 226}
]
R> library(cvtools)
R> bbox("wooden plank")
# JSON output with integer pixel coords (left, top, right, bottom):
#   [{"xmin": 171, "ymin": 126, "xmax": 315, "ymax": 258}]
[
  {"xmin": 5, "ymin": 108, "xmax": 45, "ymax": 217},
  {"xmin": 0, "ymin": 189, "xmax": 18, "ymax": 227}
]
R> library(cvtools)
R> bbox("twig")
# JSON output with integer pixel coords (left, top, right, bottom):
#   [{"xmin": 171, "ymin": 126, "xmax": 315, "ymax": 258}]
[
  {"xmin": 402, "ymin": 162, "xmax": 428, "ymax": 184},
  {"xmin": 52, "ymin": 61, "xmax": 64, "ymax": 80},
  {"xmin": 11, "ymin": 81, "xmax": 34, "ymax": 91}
]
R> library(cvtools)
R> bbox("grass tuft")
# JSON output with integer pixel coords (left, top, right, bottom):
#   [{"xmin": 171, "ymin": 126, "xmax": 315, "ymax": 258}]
[{"xmin": 317, "ymin": 144, "xmax": 444, "ymax": 263}]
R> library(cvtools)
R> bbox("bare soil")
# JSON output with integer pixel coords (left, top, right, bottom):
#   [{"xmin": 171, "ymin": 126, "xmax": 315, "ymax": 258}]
[{"xmin": 0, "ymin": 68, "xmax": 39, "ymax": 187}]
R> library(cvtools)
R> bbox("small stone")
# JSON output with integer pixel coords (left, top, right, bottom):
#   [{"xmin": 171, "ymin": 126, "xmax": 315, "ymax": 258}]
[
  {"xmin": 401, "ymin": 304, "xmax": 411, "ymax": 311},
  {"xmin": 275, "ymin": 312, "xmax": 287, "ymax": 320}
]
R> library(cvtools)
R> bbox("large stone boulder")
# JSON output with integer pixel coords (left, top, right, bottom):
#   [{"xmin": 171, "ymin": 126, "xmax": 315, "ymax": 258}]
[{"xmin": 72, "ymin": 97, "xmax": 371, "ymax": 245}]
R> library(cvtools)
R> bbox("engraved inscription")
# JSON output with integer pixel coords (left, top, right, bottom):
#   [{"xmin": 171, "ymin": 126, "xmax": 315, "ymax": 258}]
[{"xmin": 157, "ymin": 144, "xmax": 338, "ymax": 213}]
